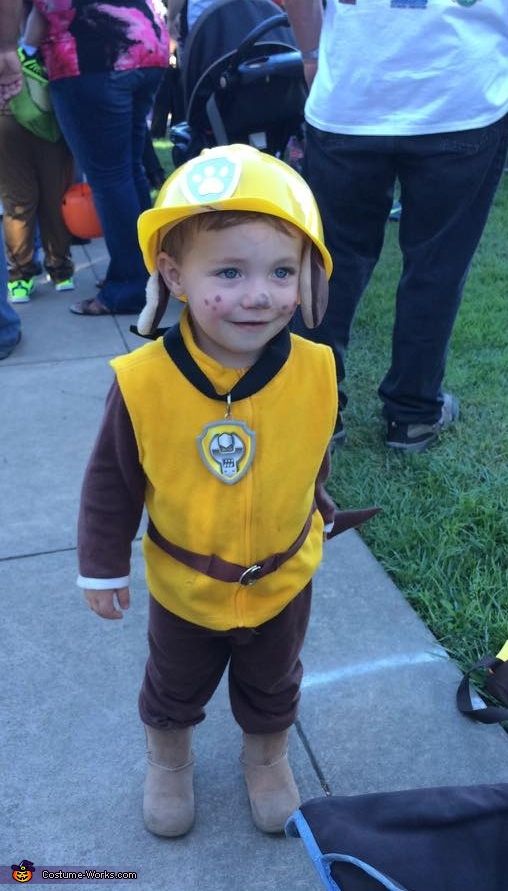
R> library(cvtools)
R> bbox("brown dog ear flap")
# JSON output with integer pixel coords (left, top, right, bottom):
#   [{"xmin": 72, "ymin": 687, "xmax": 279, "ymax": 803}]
[
  {"xmin": 137, "ymin": 272, "xmax": 170, "ymax": 337},
  {"xmin": 299, "ymin": 241, "xmax": 329, "ymax": 329}
]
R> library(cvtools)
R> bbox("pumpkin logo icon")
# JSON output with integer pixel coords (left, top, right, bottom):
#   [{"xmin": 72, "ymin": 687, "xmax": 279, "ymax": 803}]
[{"xmin": 11, "ymin": 860, "xmax": 35, "ymax": 883}]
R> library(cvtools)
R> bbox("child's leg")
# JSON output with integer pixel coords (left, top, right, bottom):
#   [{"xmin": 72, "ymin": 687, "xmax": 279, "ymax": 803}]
[
  {"xmin": 229, "ymin": 583, "xmax": 312, "ymax": 732},
  {"xmin": 0, "ymin": 116, "xmax": 39, "ymax": 286},
  {"xmin": 139, "ymin": 594, "xmax": 232, "ymax": 729},
  {"xmin": 139, "ymin": 595, "xmax": 233, "ymax": 838},
  {"xmin": 36, "ymin": 139, "xmax": 74, "ymax": 286},
  {"xmin": 229, "ymin": 584, "xmax": 312, "ymax": 833}
]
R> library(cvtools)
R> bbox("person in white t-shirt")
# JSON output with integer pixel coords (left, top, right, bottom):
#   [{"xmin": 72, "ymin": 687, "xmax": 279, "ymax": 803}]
[{"xmin": 285, "ymin": 0, "xmax": 508, "ymax": 452}]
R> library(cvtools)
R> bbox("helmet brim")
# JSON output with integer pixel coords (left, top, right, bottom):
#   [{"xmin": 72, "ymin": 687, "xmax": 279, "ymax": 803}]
[{"xmin": 138, "ymin": 195, "xmax": 333, "ymax": 279}]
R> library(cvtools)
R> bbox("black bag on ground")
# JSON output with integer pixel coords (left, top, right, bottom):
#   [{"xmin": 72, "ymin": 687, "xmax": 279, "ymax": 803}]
[
  {"xmin": 286, "ymin": 784, "xmax": 508, "ymax": 891},
  {"xmin": 457, "ymin": 654, "xmax": 508, "ymax": 723}
]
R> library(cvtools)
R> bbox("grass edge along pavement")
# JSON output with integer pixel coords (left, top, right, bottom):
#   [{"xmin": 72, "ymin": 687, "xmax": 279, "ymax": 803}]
[
  {"xmin": 329, "ymin": 174, "xmax": 508, "ymax": 685},
  {"xmin": 153, "ymin": 139, "xmax": 507, "ymax": 686}
]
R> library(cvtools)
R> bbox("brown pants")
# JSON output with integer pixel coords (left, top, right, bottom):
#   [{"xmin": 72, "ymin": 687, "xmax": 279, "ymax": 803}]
[
  {"xmin": 0, "ymin": 114, "xmax": 74, "ymax": 282},
  {"xmin": 139, "ymin": 584, "xmax": 312, "ymax": 734}
]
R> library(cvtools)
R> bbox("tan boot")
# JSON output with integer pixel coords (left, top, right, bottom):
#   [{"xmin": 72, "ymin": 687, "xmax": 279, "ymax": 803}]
[
  {"xmin": 241, "ymin": 730, "xmax": 300, "ymax": 833},
  {"xmin": 143, "ymin": 724, "xmax": 195, "ymax": 837}
]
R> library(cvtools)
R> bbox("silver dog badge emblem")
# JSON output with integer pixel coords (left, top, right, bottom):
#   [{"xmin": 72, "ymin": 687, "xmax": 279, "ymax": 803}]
[{"xmin": 197, "ymin": 420, "xmax": 255, "ymax": 484}]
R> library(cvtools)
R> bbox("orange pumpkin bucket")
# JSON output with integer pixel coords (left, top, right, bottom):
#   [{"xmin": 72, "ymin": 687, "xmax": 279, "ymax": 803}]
[{"xmin": 61, "ymin": 182, "xmax": 103, "ymax": 239}]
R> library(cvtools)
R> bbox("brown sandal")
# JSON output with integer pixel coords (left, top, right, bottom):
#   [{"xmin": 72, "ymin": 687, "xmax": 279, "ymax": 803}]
[{"xmin": 70, "ymin": 297, "xmax": 111, "ymax": 316}]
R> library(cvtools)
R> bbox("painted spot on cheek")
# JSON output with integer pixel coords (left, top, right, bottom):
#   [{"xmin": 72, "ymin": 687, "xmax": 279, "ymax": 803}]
[
  {"xmin": 214, "ymin": 295, "xmax": 222, "ymax": 303},
  {"xmin": 204, "ymin": 298, "xmax": 210, "ymax": 306}
]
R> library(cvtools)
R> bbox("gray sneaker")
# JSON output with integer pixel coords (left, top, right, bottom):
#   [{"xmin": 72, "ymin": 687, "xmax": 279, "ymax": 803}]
[{"xmin": 386, "ymin": 393, "xmax": 459, "ymax": 452}]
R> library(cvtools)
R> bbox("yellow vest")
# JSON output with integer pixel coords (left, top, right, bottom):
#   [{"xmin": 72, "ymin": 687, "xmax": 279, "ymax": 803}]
[{"xmin": 111, "ymin": 311, "xmax": 337, "ymax": 630}]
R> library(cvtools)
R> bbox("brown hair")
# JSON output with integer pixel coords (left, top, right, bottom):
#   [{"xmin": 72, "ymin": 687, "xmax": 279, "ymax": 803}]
[{"xmin": 160, "ymin": 210, "xmax": 301, "ymax": 261}]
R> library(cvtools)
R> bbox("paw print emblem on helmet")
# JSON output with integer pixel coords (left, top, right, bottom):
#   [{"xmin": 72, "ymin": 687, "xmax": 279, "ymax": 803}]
[{"xmin": 181, "ymin": 155, "xmax": 241, "ymax": 205}]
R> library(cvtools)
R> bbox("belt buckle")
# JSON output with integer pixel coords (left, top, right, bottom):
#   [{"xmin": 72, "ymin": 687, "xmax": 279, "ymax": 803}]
[{"xmin": 239, "ymin": 563, "xmax": 262, "ymax": 586}]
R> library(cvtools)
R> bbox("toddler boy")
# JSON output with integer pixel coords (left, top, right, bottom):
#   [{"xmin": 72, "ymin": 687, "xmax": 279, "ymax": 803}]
[{"xmin": 77, "ymin": 144, "xmax": 374, "ymax": 837}]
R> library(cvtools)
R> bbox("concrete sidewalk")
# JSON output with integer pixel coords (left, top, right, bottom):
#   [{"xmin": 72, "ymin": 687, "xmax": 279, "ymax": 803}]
[{"xmin": 2, "ymin": 241, "xmax": 508, "ymax": 891}]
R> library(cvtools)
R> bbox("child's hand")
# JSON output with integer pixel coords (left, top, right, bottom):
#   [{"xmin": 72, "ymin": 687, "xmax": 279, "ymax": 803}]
[{"xmin": 85, "ymin": 587, "xmax": 130, "ymax": 620}]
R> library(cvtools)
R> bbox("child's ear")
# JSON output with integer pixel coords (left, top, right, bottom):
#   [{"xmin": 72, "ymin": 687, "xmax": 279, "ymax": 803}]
[{"xmin": 157, "ymin": 252, "xmax": 185, "ymax": 297}]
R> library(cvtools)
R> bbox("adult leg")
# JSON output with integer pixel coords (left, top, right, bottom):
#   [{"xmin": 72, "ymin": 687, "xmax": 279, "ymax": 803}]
[
  {"xmin": 130, "ymin": 69, "xmax": 163, "ymax": 210},
  {"xmin": 36, "ymin": 137, "xmax": 74, "ymax": 285},
  {"xmin": 380, "ymin": 114, "xmax": 508, "ymax": 427},
  {"xmin": 50, "ymin": 70, "xmax": 160, "ymax": 313},
  {"xmin": 0, "ymin": 237, "xmax": 21, "ymax": 358},
  {"xmin": 0, "ymin": 116, "xmax": 39, "ymax": 284},
  {"xmin": 142, "ymin": 126, "xmax": 165, "ymax": 189},
  {"xmin": 294, "ymin": 125, "xmax": 396, "ymax": 400},
  {"xmin": 150, "ymin": 66, "xmax": 181, "ymax": 136}
]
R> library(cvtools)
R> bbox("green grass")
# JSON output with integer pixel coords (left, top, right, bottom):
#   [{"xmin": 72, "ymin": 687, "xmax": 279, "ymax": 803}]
[
  {"xmin": 153, "ymin": 137, "xmax": 174, "ymax": 179},
  {"xmin": 329, "ymin": 175, "xmax": 508, "ymax": 674}
]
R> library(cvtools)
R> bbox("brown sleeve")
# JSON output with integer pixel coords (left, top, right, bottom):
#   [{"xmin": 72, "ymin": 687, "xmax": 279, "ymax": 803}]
[
  {"xmin": 314, "ymin": 447, "xmax": 337, "ymax": 528},
  {"xmin": 315, "ymin": 448, "xmax": 381, "ymax": 539},
  {"xmin": 77, "ymin": 380, "xmax": 146, "ymax": 579}
]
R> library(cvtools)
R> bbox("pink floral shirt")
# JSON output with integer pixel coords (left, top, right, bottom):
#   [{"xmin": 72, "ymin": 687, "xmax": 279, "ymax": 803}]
[{"xmin": 34, "ymin": 0, "xmax": 169, "ymax": 81}]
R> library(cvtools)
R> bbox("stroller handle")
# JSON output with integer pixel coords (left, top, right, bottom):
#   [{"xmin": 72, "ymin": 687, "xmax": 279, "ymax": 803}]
[
  {"xmin": 235, "ymin": 52, "xmax": 303, "ymax": 85},
  {"xmin": 228, "ymin": 13, "xmax": 291, "ymax": 68}
]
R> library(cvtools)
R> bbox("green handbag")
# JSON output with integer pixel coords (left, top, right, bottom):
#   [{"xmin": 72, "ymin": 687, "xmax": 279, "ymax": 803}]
[{"xmin": 9, "ymin": 48, "xmax": 61, "ymax": 142}]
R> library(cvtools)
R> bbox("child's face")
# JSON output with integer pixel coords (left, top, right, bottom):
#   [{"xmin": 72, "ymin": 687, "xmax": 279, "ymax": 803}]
[{"xmin": 157, "ymin": 219, "xmax": 303, "ymax": 368}]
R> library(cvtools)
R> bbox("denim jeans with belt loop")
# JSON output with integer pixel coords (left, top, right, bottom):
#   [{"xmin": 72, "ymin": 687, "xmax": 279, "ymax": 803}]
[
  {"xmin": 293, "ymin": 114, "xmax": 508, "ymax": 425},
  {"xmin": 50, "ymin": 67, "xmax": 163, "ymax": 313}
]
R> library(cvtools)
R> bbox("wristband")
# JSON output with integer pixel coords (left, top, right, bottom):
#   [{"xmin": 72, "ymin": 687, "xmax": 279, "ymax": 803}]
[{"xmin": 301, "ymin": 48, "xmax": 319, "ymax": 62}]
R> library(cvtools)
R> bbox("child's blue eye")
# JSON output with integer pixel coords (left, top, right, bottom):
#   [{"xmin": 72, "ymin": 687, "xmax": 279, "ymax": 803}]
[
  {"xmin": 217, "ymin": 268, "xmax": 240, "ymax": 279},
  {"xmin": 273, "ymin": 267, "xmax": 294, "ymax": 279}
]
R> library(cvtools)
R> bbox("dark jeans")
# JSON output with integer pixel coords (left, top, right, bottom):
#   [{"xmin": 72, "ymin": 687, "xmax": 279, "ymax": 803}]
[
  {"xmin": 295, "ymin": 115, "xmax": 508, "ymax": 424},
  {"xmin": 150, "ymin": 65, "xmax": 184, "ymax": 137},
  {"xmin": 51, "ymin": 67, "xmax": 163, "ymax": 313},
  {"xmin": 139, "ymin": 584, "xmax": 312, "ymax": 734}
]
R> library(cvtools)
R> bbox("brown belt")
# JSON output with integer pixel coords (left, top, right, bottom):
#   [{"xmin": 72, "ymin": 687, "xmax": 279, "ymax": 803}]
[{"xmin": 146, "ymin": 506, "xmax": 316, "ymax": 587}]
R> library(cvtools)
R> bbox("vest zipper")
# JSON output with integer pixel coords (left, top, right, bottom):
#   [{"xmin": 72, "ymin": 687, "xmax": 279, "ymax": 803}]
[{"xmin": 235, "ymin": 398, "xmax": 255, "ymax": 627}]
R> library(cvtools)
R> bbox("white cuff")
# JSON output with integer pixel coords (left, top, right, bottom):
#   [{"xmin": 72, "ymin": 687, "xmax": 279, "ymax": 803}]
[
  {"xmin": 77, "ymin": 575, "xmax": 130, "ymax": 590},
  {"xmin": 324, "ymin": 521, "xmax": 334, "ymax": 533}
]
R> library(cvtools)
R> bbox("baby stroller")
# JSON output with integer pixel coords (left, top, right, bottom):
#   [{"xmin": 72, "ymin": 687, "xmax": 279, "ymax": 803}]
[{"xmin": 170, "ymin": 0, "xmax": 307, "ymax": 167}]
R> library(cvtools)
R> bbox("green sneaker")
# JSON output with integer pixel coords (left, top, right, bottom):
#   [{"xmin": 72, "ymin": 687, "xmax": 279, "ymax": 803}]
[
  {"xmin": 55, "ymin": 277, "xmax": 75, "ymax": 292},
  {"xmin": 8, "ymin": 278, "xmax": 34, "ymax": 303}
]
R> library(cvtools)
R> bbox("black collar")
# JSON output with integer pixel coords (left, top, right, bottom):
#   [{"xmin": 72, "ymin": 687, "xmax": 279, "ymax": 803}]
[{"xmin": 163, "ymin": 322, "xmax": 291, "ymax": 402}]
